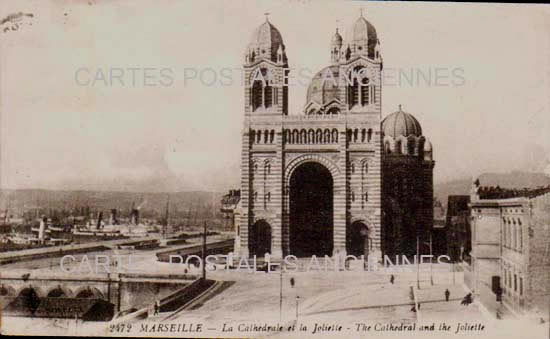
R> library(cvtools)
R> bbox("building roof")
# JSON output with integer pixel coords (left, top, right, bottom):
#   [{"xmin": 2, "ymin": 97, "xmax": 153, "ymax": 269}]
[
  {"xmin": 246, "ymin": 19, "xmax": 285, "ymax": 63},
  {"xmin": 382, "ymin": 106, "xmax": 423, "ymax": 138},
  {"xmin": 331, "ymin": 28, "xmax": 343, "ymax": 47},
  {"xmin": 476, "ymin": 185, "xmax": 550, "ymax": 200},
  {"xmin": 305, "ymin": 65, "xmax": 340, "ymax": 109},
  {"xmin": 345, "ymin": 14, "xmax": 378, "ymax": 59},
  {"xmin": 446, "ymin": 195, "xmax": 470, "ymax": 226}
]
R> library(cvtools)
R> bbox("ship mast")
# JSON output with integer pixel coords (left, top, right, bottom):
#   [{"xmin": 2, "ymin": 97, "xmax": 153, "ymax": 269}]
[{"xmin": 163, "ymin": 194, "xmax": 170, "ymax": 238}]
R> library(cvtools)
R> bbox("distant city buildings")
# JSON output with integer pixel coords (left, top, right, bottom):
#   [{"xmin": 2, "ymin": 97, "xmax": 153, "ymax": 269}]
[
  {"xmin": 431, "ymin": 199, "xmax": 447, "ymax": 256},
  {"xmin": 220, "ymin": 190, "xmax": 241, "ymax": 254},
  {"xmin": 445, "ymin": 195, "xmax": 471, "ymax": 263},
  {"xmin": 466, "ymin": 180, "xmax": 550, "ymax": 320}
]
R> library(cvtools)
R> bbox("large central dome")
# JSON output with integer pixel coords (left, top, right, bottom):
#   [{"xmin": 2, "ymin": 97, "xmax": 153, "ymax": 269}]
[{"xmin": 306, "ymin": 65, "xmax": 340, "ymax": 109}]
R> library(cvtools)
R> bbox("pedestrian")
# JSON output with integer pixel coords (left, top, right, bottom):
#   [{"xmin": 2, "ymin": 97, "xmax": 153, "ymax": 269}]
[
  {"xmin": 461, "ymin": 293, "xmax": 472, "ymax": 306},
  {"xmin": 445, "ymin": 288, "xmax": 450, "ymax": 302},
  {"xmin": 390, "ymin": 274, "xmax": 395, "ymax": 284},
  {"xmin": 154, "ymin": 300, "xmax": 160, "ymax": 315},
  {"xmin": 290, "ymin": 277, "xmax": 295, "ymax": 288}
]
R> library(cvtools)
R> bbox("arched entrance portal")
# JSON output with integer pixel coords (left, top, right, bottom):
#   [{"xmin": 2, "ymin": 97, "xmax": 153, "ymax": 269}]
[
  {"xmin": 347, "ymin": 221, "xmax": 370, "ymax": 258},
  {"xmin": 249, "ymin": 220, "xmax": 272, "ymax": 257},
  {"xmin": 289, "ymin": 162, "xmax": 333, "ymax": 257}
]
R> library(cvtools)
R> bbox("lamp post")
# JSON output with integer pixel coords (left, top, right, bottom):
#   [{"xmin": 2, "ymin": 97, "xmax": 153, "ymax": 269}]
[
  {"xmin": 201, "ymin": 221, "xmax": 207, "ymax": 280},
  {"xmin": 430, "ymin": 232, "xmax": 434, "ymax": 286},
  {"xmin": 416, "ymin": 235, "xmax": 420, "ymax": 289},
  {"xmin": 295, "ymin": 295, "xmax": 300, "ymax": 319},
  {"xmin": 279, "ymin": 267, "xmax": 283, "ymax": 322}
]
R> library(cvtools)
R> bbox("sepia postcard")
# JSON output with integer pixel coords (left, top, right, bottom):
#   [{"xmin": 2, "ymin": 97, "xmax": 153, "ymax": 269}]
[{"xmin": 0, "ymin": 0, "xmax": 549, "ymax": 338}]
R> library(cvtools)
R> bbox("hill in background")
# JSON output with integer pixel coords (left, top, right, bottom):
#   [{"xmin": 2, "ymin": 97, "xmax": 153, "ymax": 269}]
[
  {"xmin": 434, "ymin": 171, "xmax": 550, "ymax": 207},
  {"xmin": 2, "ymin": 171, "xmax": 548, "ymax": 218}
]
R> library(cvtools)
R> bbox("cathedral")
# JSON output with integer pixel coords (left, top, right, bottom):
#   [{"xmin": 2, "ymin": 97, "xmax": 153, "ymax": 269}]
[{"xmin": 238, "ymin": 13, "xmax": 435, "ymax": 260}]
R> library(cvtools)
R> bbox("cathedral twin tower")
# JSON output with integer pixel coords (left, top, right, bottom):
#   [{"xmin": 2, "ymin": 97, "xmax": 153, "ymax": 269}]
[{"xmin": 239, "ymin": 13, "xmax": 434, "ymax": 260}]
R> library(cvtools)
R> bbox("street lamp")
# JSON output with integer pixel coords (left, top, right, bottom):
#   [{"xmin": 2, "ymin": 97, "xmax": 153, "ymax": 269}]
[
  {"xmin": 279, "ymin": 267, "xmax": 283, "ymax": 322},
  {"xmin": 295, "ymin": 295, "xmax": 300, "ymax": 319}
]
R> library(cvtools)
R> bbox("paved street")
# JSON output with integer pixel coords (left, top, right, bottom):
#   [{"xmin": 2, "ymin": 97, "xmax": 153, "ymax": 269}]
[{"xmin": 167, "ymin": 263, "xmax": 492, "ymax": 336}]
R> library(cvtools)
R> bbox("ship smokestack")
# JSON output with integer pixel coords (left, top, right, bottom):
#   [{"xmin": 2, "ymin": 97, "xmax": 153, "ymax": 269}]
[
  {"xmin": 110, "ymin": 209, "xmax": 118, "ymax": 225},
  {"xmin": 97, "ymin": 211, "xmax": 103, "ymax": 229},
  {"xmin": 131, "ymin": 208, "xmax": 139, "ymax": 225},
  {"xmin": 38, "ymin": 217, "xmax": 46, "ymax": 242}
]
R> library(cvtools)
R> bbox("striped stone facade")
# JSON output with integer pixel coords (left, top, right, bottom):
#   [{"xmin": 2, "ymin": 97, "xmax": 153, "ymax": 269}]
[
  {"xmin": 469, "ymin": 185, "xmax": 550, "ymax": 319},
  {"xmin": 239, "ymin": 15, "xmax": 434, "ymax": 260}
]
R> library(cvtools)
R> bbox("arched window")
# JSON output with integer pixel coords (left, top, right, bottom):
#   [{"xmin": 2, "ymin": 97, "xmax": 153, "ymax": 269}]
[
  {"xmin": 348, "ymin": 74, "xmax": 359, "ymax": 108},
  {"xmin": 385, "ymin": 141, "xmax": 391, "ymax": 154},
  {"xmin": 407, "ymin": 139, "xmax": 416, "ymax": 155},
  {"xmin": 347, "ymin": 66, "xmax": 370, "ymax": 108},
  {"xmin": 300, "ymin": 130, "xmax": 307, "ymax": 144},
  {"xmin": 251, "ymin": 68, "xmax": 273, "ymax": 110},
  {"xmin": 518, "ymin": 222, "xmax": 522, "ymax": 251},
  {"xmin": 308, "ymin": 129, "xmax": 315, "ymax": 144},
  {"xmin": 367, "ymin": 129, "xmax": 372, "ymax": 142},
  {"xmin": 327, "ymin": 107, "xmax": 340, "ymax": 115},
  {"xmin": 331, "ymin": 129, "xmax": 338, "ymax": 143},
  {"xmin": 503, "ymin": 219, "xmax": 507, "ymax": 245},
  {"xmin": 364, "ymin": 192, "xmax": 368, "ymax": 202},
  {"xmin": 395, "ymin": 140, "xmax": 402, "ymax": 154},
  {"xmin": 323, "ymin": 129, "xmax": 331, "ymax": 144},
  {"xmin": 292, "ymin": 130, "xmax": 299, "ymax": 144},
  {"xmin": 270, "ymin": 130, "xmax": 275, "ymax": 143},
  {"xmin": 360, "ymin": 78, "xmax": 370, "ymax": 106},
  {"xmin": 252, "ymin": 80, "xmax": 263, "ymax": 110},
  {"xmin": 250, "ymin": 130, "xmax": 256, "ymax": 144},
  {"xmin": 264, "ymin": 84, "xmax": 272, "ymax": 108}
]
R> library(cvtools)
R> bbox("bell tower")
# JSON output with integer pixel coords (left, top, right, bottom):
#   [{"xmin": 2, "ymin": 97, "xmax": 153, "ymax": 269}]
[
  {"xmin": 240, "ymin": 17, "xmax": 289, "ymax": 259},
  {"xmin": 243, "ymin": 15, "xmax": 288, "ymax": 116}
]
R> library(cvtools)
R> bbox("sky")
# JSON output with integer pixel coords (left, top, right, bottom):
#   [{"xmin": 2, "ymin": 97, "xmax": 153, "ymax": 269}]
[{"xmin": 1, "ymin": 0, "xmax": 549, "ymax": 192}]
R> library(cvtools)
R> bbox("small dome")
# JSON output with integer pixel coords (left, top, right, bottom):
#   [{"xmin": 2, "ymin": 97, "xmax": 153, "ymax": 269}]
[
  {"xmin": 331, "ymin": 28, "xmax": 343, "ymax": 47},
  {"xmin": 382, "ymin": 106, "xmax": 423, "ymax": 138},
  {"xmin": 424, "ymin": 139, "xmax": 433, "ymax": 152},
  {"xmin": 306, "ymin": 65, "xmax": 340, "ymax": 107},
  {"xmin": 247, "ymin": 19, "xmax": 285, "ymax": 63}
]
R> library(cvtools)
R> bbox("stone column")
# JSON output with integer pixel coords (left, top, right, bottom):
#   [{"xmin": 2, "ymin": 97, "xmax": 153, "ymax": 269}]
[
  {"xmin": 270, "ymin": 129, "xmax": 284, "ymax": 259},
  {"xmin": 239, "ymin": 129, "xmax": 251, "ymax": 258},
  {"xmin": 333, "ymin": 128, "xmax": 348, "ymax": 257}
]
